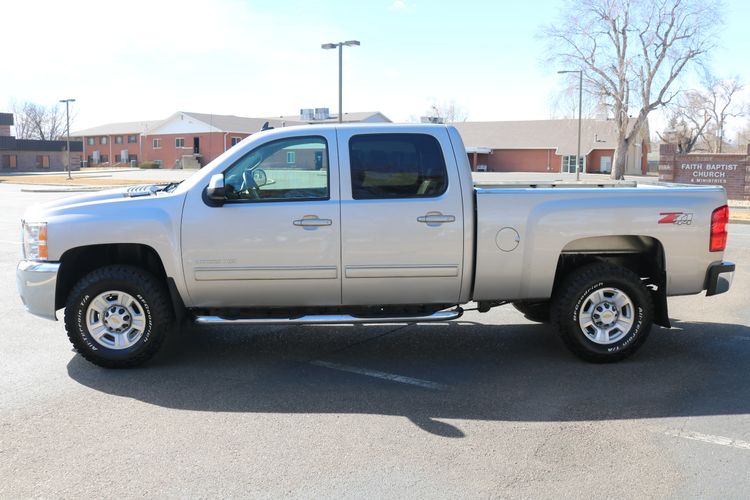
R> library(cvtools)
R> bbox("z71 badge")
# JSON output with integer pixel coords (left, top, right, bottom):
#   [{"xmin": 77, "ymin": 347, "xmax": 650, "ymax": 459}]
[{"xmin": 659, "ymin": 212, "xmax": 694, "ymax": 225}]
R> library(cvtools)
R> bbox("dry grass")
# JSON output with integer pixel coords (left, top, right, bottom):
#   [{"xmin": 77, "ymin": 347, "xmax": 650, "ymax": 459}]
[
  {"xmin": 730, "ymin": 209, "xmax": 750, "ymax": 223},
  {"xmin": 0, "ymin": 174, "xmax": 162, "ymax": 187}
]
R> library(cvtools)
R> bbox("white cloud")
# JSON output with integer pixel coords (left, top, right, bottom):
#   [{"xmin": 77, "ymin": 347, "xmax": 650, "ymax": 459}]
[{"xmin": 389, "ymin": 0, "xmax": 408, "ymax": 11}]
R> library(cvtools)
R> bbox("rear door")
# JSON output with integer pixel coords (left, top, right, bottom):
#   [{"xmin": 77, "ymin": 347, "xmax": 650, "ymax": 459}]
[{"xmin": 337, "ymin": 128, "xmax": 465, "ymax": 305}]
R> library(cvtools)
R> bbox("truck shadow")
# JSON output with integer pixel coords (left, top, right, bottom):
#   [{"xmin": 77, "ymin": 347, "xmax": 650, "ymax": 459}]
[{"xmin": 66, "ymin": 319, "xmax": 750, "ymax": 438}]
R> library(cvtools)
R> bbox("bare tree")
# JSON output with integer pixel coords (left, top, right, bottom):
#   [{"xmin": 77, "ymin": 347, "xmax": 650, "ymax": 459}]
[
  {"xmin": 423, "ymin": 100, "xmax": 468, "ymax": 124},
  {"xmin": 737, "ymin": 120, "xmax": 750, "ymax": 149},
  {"xmin": 660, "ymin": 91, "xmax": 712, "ymax": 153},
  {"xmin": 657, "ymin": 113, "xmax": 704, "ymax": 153},
  {"xmin": 701, "ymin": 76, "xmax": 744, "ymax": 153},
  {"xmin": 544, "ymin": 0, "xmax": 721, "ymax": 179},
  {"xmin": 10, "ymin": 101, "xmax": 68, "ymax": 140},
  {"xmin": 660, "ymin": 75, "xmax": 745, "ymax": 153}
]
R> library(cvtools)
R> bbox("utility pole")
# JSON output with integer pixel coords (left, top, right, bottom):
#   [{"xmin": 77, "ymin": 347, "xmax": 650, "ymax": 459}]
[
  {"xmin": 557, "ymin": 70, "xmax": 583, "ymax": 181},
  {"xmin": 59, "ymin": 98, "xmax": 75, "ymax": 180}
]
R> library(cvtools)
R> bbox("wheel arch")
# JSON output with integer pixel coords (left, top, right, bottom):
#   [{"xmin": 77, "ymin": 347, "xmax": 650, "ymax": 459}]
[
  {"xmin": 552, "ymin": 235, "xmax": 669, "ymax": 328},
  {"xmin": 55, "ymin": 243, "xmax": 170, "ymax": 311}
]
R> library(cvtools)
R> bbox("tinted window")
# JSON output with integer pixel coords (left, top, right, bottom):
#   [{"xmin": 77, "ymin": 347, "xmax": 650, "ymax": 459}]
[
  {"xmin": 349, "ymin": 133, "xmax": 448, "ymax": 200},
  {"xmin": 223, "ymin": 136, "xmax": 329, "ymax": 202}
]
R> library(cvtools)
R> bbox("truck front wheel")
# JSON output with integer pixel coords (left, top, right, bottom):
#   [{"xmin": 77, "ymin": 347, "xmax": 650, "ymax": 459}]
[
  {"xmin": 64, "ymin": 265, "xmax": 172, "ymax": 368},
  {"xmin": 551, "ymin": 263, "xmax": 653, "ymax": 363}
]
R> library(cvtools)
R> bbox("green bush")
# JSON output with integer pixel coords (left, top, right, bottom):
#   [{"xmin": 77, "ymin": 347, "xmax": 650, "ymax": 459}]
[{"xmin": 138, "ymin": 162, "xmax": 161, "ymax": 169}]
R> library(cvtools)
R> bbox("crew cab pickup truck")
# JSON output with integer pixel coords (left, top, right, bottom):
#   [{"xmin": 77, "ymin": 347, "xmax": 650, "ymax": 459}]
[{"xmin": 17, "ymin": 124, "xmax": 734, "ymax": 368}]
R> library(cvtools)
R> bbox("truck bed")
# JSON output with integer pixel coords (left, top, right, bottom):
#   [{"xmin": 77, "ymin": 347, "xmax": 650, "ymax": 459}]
[{"xmin": 471, "ymin": 182, "xmax": 727, "ymax": 301}]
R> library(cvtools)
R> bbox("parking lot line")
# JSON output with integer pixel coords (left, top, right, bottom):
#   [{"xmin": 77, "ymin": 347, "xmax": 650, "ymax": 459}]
[
  {"xmin": 310, "ymin": 360, "xmax": 447, "ymax": 390},
  {"xmin": 662, "ymin": 429, "xmax": 750, "ymax": 451}
]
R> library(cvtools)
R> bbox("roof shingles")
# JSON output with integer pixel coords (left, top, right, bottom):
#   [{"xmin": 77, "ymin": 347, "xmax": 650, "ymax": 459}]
[{"xmin": 452, "ymin": 119, "xmax": 627, "ymax": 156}]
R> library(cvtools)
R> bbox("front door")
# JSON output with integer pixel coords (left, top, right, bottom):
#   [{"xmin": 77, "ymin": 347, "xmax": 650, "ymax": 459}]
[
  {"xmin": 181, "ymin": 132, "xmax": 341, "ymax": 307},
  {"xmin": 337, "ymin": 129, "xmax": 465, "ymax": 305},
  {"xmin": 600, "ymin": 156, "xmax": 612, "ymax": 173},
  {"xmin": 193, "ymin": 137, "xmax": 200, "ymax": 155}
]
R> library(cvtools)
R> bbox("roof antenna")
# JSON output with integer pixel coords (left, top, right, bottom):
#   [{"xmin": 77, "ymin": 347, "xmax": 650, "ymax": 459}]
[{"xmin": 261, "ymin": 121, "xmax": 274, "ymax": 131}]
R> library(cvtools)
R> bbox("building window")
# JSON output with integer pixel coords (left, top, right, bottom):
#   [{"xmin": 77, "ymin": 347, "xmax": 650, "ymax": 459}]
[
  {"xmin": 2, "ymin": 154, "xmax": 17, "ymax": 169},
  {"xmin": 176, "ymin": 138, "xmax": 185, "ymax": 148},
  {"xmin": 561, "ymin": 155, "xmax": 585, "ymax": 174},
  {"xmin": 100, "ymin": 136, "xmax": 108, "ymax": 145},
  {"xmin": 87, "ymin": 137, "xmax": 95, "ymax": 146},
  {"xmin": 286, "ymin": 151, "xmax": 296, "ymax": 164},
  {"xmin": 153, "ymin": 138, "xmax": 161, "ymax": 149},
  {"xmin": 128, "ymin": 135, "xmax": 137, "ymax": 144},
  {"xmin": 115, "ymin": 136, "xmax": 123, "ymax": 144},
  {"xmin": 154, "ymin": 160, "xmax": 162, "ymax": 167},
  {"xmin": 231, "ymin": 136, "xmax": 242, "ymax": 146},
  {"xmin": 36, "ymin": 155, "xmax": 50, "ymax": 168}
]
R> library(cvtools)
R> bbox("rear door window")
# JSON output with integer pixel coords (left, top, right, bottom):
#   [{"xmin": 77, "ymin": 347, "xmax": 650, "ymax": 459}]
[{"xmin": 348, "ymin": 133, "xmax": 448, "ymax": 199}]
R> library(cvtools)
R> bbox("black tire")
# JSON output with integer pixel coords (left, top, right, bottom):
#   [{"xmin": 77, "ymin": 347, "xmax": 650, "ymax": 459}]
[
  {"xmin": 512, "ymin": 300, "xmax": 551, "ymax": 323},
  {"xmin": 551, "ymin": 262, "xmax": 653, "ymax": 363},
  {"xmin": 64, "ymin": 265, "xmax": 172, "ymax": 368}
]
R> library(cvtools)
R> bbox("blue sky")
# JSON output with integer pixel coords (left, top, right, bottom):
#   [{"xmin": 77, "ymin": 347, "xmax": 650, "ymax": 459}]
[{"xmin": 2, "ymin": 0, "xmax": 748, "ymax": 132}]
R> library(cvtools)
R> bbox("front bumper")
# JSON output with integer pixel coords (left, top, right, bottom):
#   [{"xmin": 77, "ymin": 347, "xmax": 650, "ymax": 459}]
[
  {"xmin": 705, "ymin": 261, "xmax": 735, "ymax": 297},
  {"xmin": 16, "ymin": 260, "xmax": 60, "ymax": 320}
]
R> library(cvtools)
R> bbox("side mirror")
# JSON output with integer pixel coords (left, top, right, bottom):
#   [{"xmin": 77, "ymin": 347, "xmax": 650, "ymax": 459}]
[{"xmin": 206, "ymin": 173, "xmax": 226, "ymax": 201}]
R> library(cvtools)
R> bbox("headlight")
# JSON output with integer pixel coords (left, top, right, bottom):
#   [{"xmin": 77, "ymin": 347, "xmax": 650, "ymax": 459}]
[{"xmin": 22, "ymin": 221, "xmax": 48, "ymax": 260}]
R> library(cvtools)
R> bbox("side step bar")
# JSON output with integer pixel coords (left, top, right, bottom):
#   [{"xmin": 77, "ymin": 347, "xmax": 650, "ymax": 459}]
[{"xmin": 195, "ymin": 308, "xmax": 463, "ymax": 325}]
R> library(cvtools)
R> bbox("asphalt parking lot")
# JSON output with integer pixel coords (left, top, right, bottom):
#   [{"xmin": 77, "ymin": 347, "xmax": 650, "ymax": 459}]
[{"xmin": 1, "ymin": 181, "xmax": 749, "ymax": 498}]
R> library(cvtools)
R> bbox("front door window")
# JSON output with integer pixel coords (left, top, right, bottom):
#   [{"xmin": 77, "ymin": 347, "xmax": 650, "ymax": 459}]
[{"xmin": 223, "ymin": 136, "xmax": 329, "ymax": 202}]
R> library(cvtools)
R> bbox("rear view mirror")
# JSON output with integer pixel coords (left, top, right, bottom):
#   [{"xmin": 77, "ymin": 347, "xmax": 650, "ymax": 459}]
[{"xmin": 206, "ymin": 174, "xmax": 226, "ymax": 201}]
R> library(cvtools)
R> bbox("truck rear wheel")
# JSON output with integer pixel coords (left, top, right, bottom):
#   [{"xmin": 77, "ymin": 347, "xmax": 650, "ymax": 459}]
[
  {"xmin": 64, "ymin": 265, "xmax": 172, "ymax": 368},
  {"xmin": 512, "ymin": 301, "xmax": 551, "ymax": 323},
  {"xmin": 551, "ymin": 262, "xmax": 653, "ymax": 363}
]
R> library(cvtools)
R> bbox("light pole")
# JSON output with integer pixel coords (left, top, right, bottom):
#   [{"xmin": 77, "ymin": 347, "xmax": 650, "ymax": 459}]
[
  {"xmin": 557, "ymin": 70, "xmax": 582, "ymax": 181},
  {"xmin": 59, "ymin": 98, "xmax": 75, "ymax": 180},
  {"xmin": 321, "ymin": 40, "xmax": 360, "ymax": 123}
]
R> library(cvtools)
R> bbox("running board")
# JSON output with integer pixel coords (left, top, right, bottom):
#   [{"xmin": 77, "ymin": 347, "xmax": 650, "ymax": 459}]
[{"xmin": 194, "ymin": 308, "xmax": 463, "ymax": 325}]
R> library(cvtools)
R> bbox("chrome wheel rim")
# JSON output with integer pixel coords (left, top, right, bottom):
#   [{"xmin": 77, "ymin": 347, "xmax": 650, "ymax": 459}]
[
  {"xmin": 578, "ymin": 287, "xmax": 634, "ymax": 345},
  {"xmin": 86, "ymin": 290, "xmax": 146, "ymax": 350}
]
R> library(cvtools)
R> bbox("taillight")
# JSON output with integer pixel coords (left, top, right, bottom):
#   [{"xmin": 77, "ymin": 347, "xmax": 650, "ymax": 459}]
[{"xmin": 710, "ymin": 205, "xmax": 729, "ymax": 252}]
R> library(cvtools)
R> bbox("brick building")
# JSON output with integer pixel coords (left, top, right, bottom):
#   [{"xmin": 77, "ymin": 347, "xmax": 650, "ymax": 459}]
[
  {"xmin": 0, "ymin": 113, "xmax": 83, "ymax": 172},
  {"xmin": 453, "ymin": 119, "xmax": 648, "ymax": 175},
  {"xmin": 72, "ymin": 109, "xmax": 390, "ymax": 169}
]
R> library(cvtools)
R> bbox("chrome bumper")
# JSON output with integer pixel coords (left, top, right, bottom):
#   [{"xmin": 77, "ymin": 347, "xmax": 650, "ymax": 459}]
[
  {"xmin": 706, "ymin": 262, "xmax": 735, "ymax": 297},
  {"xmin": 16, "ymin": 260, "xmax": 60, "ymax": 320}
]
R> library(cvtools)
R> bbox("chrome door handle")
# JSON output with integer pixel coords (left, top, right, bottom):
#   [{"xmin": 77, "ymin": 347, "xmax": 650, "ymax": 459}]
[
  {"xmin": 293, "ymin": 217, "xmax": 332, "ymax": 227},
  {"xmin": 417, "ymin": 213, "xmax": 456, "ymax": 224}
]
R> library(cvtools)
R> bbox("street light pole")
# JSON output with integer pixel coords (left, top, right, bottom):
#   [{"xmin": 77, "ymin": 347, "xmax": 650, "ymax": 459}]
[
  {"xmin": 557, "ymin": 70, "xmax": 583, "ymax": 181},
  {"xmin": 59, "ymin": 98, "xmax": 75, "ymax": 180},
  {"xmin": 322, "ymin": 40, "xmax": 360, "ymax": 123},
  {"xmin": 338, "ymin": 43, "xmax": 343, "ymax": 124}
]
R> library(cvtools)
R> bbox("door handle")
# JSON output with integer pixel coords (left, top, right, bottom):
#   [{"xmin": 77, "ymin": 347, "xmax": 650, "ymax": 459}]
[
  {"xmin": 417, "ymin": 213, "xmax": 456, "ymax": 224},
  {"xmin": 293, "ymin": 217, "xmax": 332, "ymax": 227}
]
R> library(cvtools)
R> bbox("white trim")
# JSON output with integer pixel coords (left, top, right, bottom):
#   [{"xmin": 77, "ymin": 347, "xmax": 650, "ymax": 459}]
[
  {"xmin": 144, "ymin": 111, "xmax": 222, "ymax": 135},
  {"xmin": 560, "ymin": 154, "xmax": 585, "ymax": 173}
]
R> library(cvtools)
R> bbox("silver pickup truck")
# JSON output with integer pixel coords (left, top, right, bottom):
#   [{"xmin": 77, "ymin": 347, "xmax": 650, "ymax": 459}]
[{"xmin": 17, "ymin": 124, "xmax": 734, "ymax": 368}]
